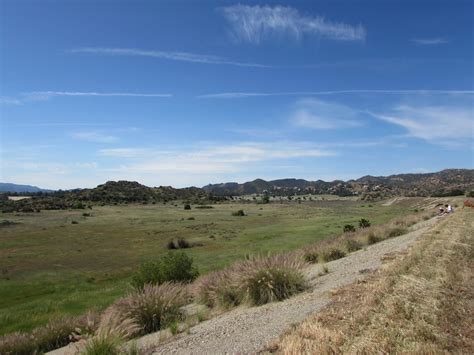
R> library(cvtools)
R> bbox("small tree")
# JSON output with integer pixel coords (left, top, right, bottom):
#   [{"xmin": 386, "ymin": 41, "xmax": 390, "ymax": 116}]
[
  {"xmin": 184, "ymin": 204, "xmax": 191, "ymax": 210},
  {"xmin": 359, "ymin": 218, "xmax": 371, "ymax": 228}
]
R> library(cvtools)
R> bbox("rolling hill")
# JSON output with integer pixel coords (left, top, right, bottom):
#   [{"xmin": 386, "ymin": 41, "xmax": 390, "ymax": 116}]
[{"xmin": 203, "ymin": 169, "xmax": 474, "ymax": 199}]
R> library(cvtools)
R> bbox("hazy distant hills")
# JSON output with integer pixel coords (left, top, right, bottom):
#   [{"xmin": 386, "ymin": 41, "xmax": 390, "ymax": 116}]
[
  {"xmin": 2, "ymin": 169, "xmax": 473, "ymax": 212},
  {"xmin": 0, "ymin": 183, "xmax": 52, "ymax": 193},
  {"xmin": 203, "ymin": 169, "xmax": 474, "ymax": 198}
]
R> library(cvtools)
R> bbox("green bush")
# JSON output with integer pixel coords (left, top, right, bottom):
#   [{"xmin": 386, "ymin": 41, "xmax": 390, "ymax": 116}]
[
  {"xmin": 343, "ymin": 224, "xmax": 356, "ymax": 233},
  {"xmin": 358, "ymin": 218, "xmax": 371, "ymax": 228},
  {"xmin": 232, "ymin": 209, "xmax": 245, "ymax": 216},
  {"xmin": 320, "ymin": 248, "xmax": 346, "ymax": 262},
  {"xmin": 131, "ymin": 252, "xmax": 198, "ymax": 289},
  {"xmin": 244, "ymin": 268, "xmax": 306, "ymax": 306},
  {"xmin": 183, "ymin": 204, "xmax": 191, "ymax": 210}
]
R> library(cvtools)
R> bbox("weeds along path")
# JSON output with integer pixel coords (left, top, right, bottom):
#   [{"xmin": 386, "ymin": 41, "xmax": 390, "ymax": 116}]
[{"xmin": 148, "ymin": 216, "xmax": 443, "ymax": 354}]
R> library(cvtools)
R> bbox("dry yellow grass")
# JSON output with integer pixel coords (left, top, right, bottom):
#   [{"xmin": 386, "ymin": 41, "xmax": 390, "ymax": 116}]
[{"xmin": 269, "ymin": 209, "xmax": 473, "ymax": 354}]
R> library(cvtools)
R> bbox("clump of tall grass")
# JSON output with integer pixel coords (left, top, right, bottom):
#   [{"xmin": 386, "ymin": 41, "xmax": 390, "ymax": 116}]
[
  {"xmin": 367, "ymin": 232, "xmax": 382, "ymax": 245},
  {"xmin": 386, "ymin": 227, "xmax": 408, "ymax": 238},
  {"xmin": 194, "ymin": 254, "xmax": 306, "ymax": 309},
  {"xmin": 0, "ymin": 313, "xmax": 98, "ymax": 355},
  {"xmin": 81, "ymin": 308, "xmax": 138, "ymax": 355},
  {"xmin": 81, "ymin": 284, "xmax": 187, "ymax": 354},
  {"xmin": 303, "ymin": 251, "xmax": 319, "ymax": 263},
  {"xmin": 345, "ymin": 238, "xmax": 362, "ymax": 252},
  {"xmin": 122, "ymin": 283, "xmax": 189, "ymax": 334},
  {"xmin": 320, "ymin": 248, "xmax": 346, "ymax": 262}
]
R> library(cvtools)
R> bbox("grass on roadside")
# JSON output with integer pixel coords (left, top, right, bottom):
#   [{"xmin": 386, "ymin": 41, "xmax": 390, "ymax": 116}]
[{"xmin": 269, "ymin": 210, "xmax": 473, "ymax": 354}]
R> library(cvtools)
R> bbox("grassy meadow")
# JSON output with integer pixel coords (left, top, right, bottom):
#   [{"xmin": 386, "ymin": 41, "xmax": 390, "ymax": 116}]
[{"xmin": 0, "ymin": 199, "xmax": 412, "ymax": 335}]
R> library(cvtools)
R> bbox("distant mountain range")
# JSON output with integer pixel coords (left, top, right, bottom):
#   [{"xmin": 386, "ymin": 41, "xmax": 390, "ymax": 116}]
[
  {"xmin": 2, "ymin": 169, "xmax": 473, "ymax": 211},
  {"xmin": 203, "ymin": 169, "xmax": 474, "ymax": 199},
  {"xmin": 0, "ymin": 183, "xmax": 52, "ymax": 193}
]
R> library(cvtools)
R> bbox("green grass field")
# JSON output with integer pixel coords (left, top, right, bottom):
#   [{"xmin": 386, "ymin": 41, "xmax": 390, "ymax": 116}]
[{"xmin": 0, "ymin": 199, "xmax": 411, "ymax": 335}]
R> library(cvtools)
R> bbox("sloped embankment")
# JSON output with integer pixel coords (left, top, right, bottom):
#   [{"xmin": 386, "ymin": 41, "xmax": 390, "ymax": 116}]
[
  {"xmin": 148, "ymin": 216, "xmax": 442, "ymax": 354},
  {"xmin": 271, "ymin": 209, "xmax": 473, "ymax": 354}
]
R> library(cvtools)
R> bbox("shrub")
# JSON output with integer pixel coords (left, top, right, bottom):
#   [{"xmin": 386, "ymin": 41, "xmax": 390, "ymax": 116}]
[
  {"xmin": 121, "ymin": 283, "xmax": 189, "ymax": 334},
  {"xmin": 345, "ymin": 239, "xmax": 362, "ymax": 252},
  {"xmin": 367, "ymin": 233, "xmax": 381, "ymax": 244},
  {"xmin": 320, "ymin": 248, "xmax": 346, "ymax": 262},
  {"xmin": 82, "ymin": 213, "xmax": 91, "ymax": 217},
  {"xmin": 167, "ymin": 240, "xmax": 177, "ymax": 250},
  {"xmin": 232, "ymin": 209, "xmax": 245, "ymax": 216},
  {"xmin": 343, "ymin": 224, "xmax": 356, "ymax": 233},
  {"xmin": 358, "ymin": 218, "xmax": 371, "ymax": 228},
  {"xmin": 244, "ymin": 268, "xmax": 306, "ymax": 305},
  {"xmin": 386, "ymin": 227, "xmax": 407, "ymax": 238},
  {"xmin": 195, "ymin": 205, "xmax": 213, "ymax": 209},
  {"xmin": 177, "ymin": 238, "xmax": 190, "ymax": 249},
  {"xmin": 131, "ymin": 252, "xmax": 199, "ymax": 289},
  {"xmin": 71, "ymin": 220, "xmax": 79, "ymax": 224},
  {"xmin": 303, "ymin": 252, "xmax": 319, "ymax": 264},
  {"xmin": 183, "ymin": 204, "xmax": 191, "ymax": 210},
  {"xmin": 187, "ymin": 217, "xmax": 195, "ymax": 221}
]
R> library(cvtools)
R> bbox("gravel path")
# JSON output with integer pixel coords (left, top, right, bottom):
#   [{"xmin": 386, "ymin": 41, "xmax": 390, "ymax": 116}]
[{"xmin": 150, "ymin": 217, "xmax": 442, "ymax": 355}]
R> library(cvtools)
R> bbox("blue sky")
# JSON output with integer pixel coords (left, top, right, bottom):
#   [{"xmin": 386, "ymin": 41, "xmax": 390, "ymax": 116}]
[{"xmin": 1, "ymin": 0, "xmax": 473, "ymax": 189}]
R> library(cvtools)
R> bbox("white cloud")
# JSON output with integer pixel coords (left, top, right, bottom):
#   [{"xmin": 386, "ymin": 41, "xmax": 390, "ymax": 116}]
[
  {"xmin": 197, "ymin": 90, "xmax": 474, "ymax": 99},
  {"xmin": 70, "ymin": 47, "xmax": 268, "ymax": 68},
  {"xmin": 98, "ymin": 148, "xmax": 149, "ymax": 158},
  {"xmin": 221, "ymin": 4, "xmax": 366, "ymax": 44},
  {"xmin": 72, "ymin": 131, "xmax": 119, "ymax": 143},
  {"xmin": 291, "ymin": 98, "xmax": 362, "ymax": 129},
  {"xmin": 370, "ymin": 104, "xmax": 473, "ymax": 142},
  {"xmin": 411, "ymin": 37, "xmax": 449, "ymax": 45},
  {"xmin": 101, "ymin": 142, "xmax": 335, "ymax": 175}
]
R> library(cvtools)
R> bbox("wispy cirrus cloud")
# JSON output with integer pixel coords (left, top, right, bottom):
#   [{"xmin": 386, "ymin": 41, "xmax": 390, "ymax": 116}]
[
  {"xmin": 70, "ymin": 47, "xmax": 268, "ymax": 68},
  {"xmin": 220, "ymin": 4, "xmax": 366, "ymax": 44},
  {"xmin": 291, "ymin": 98, "xmax": 362, "ymax": 129},
  {"xmin": 369, "ymin": 104, "xmax": 473, "ymax": 143},
  {"xmin": 23, "ymin": 91, "xmax": 172, "ymax": 101},
  {"xmin": 1, "ymin": 91, "xmax": 172, "ymax": 105},
  {"xmin": 72, "ymin": 131, "xmax": 119, "ymax": 143},
  {"xmin": 411, "ymin": 37, "xmax": 449, "ymax": 45},
  {"xmin": 197, "ymin": 89, "xmax": 474, "ymax": 99}
]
